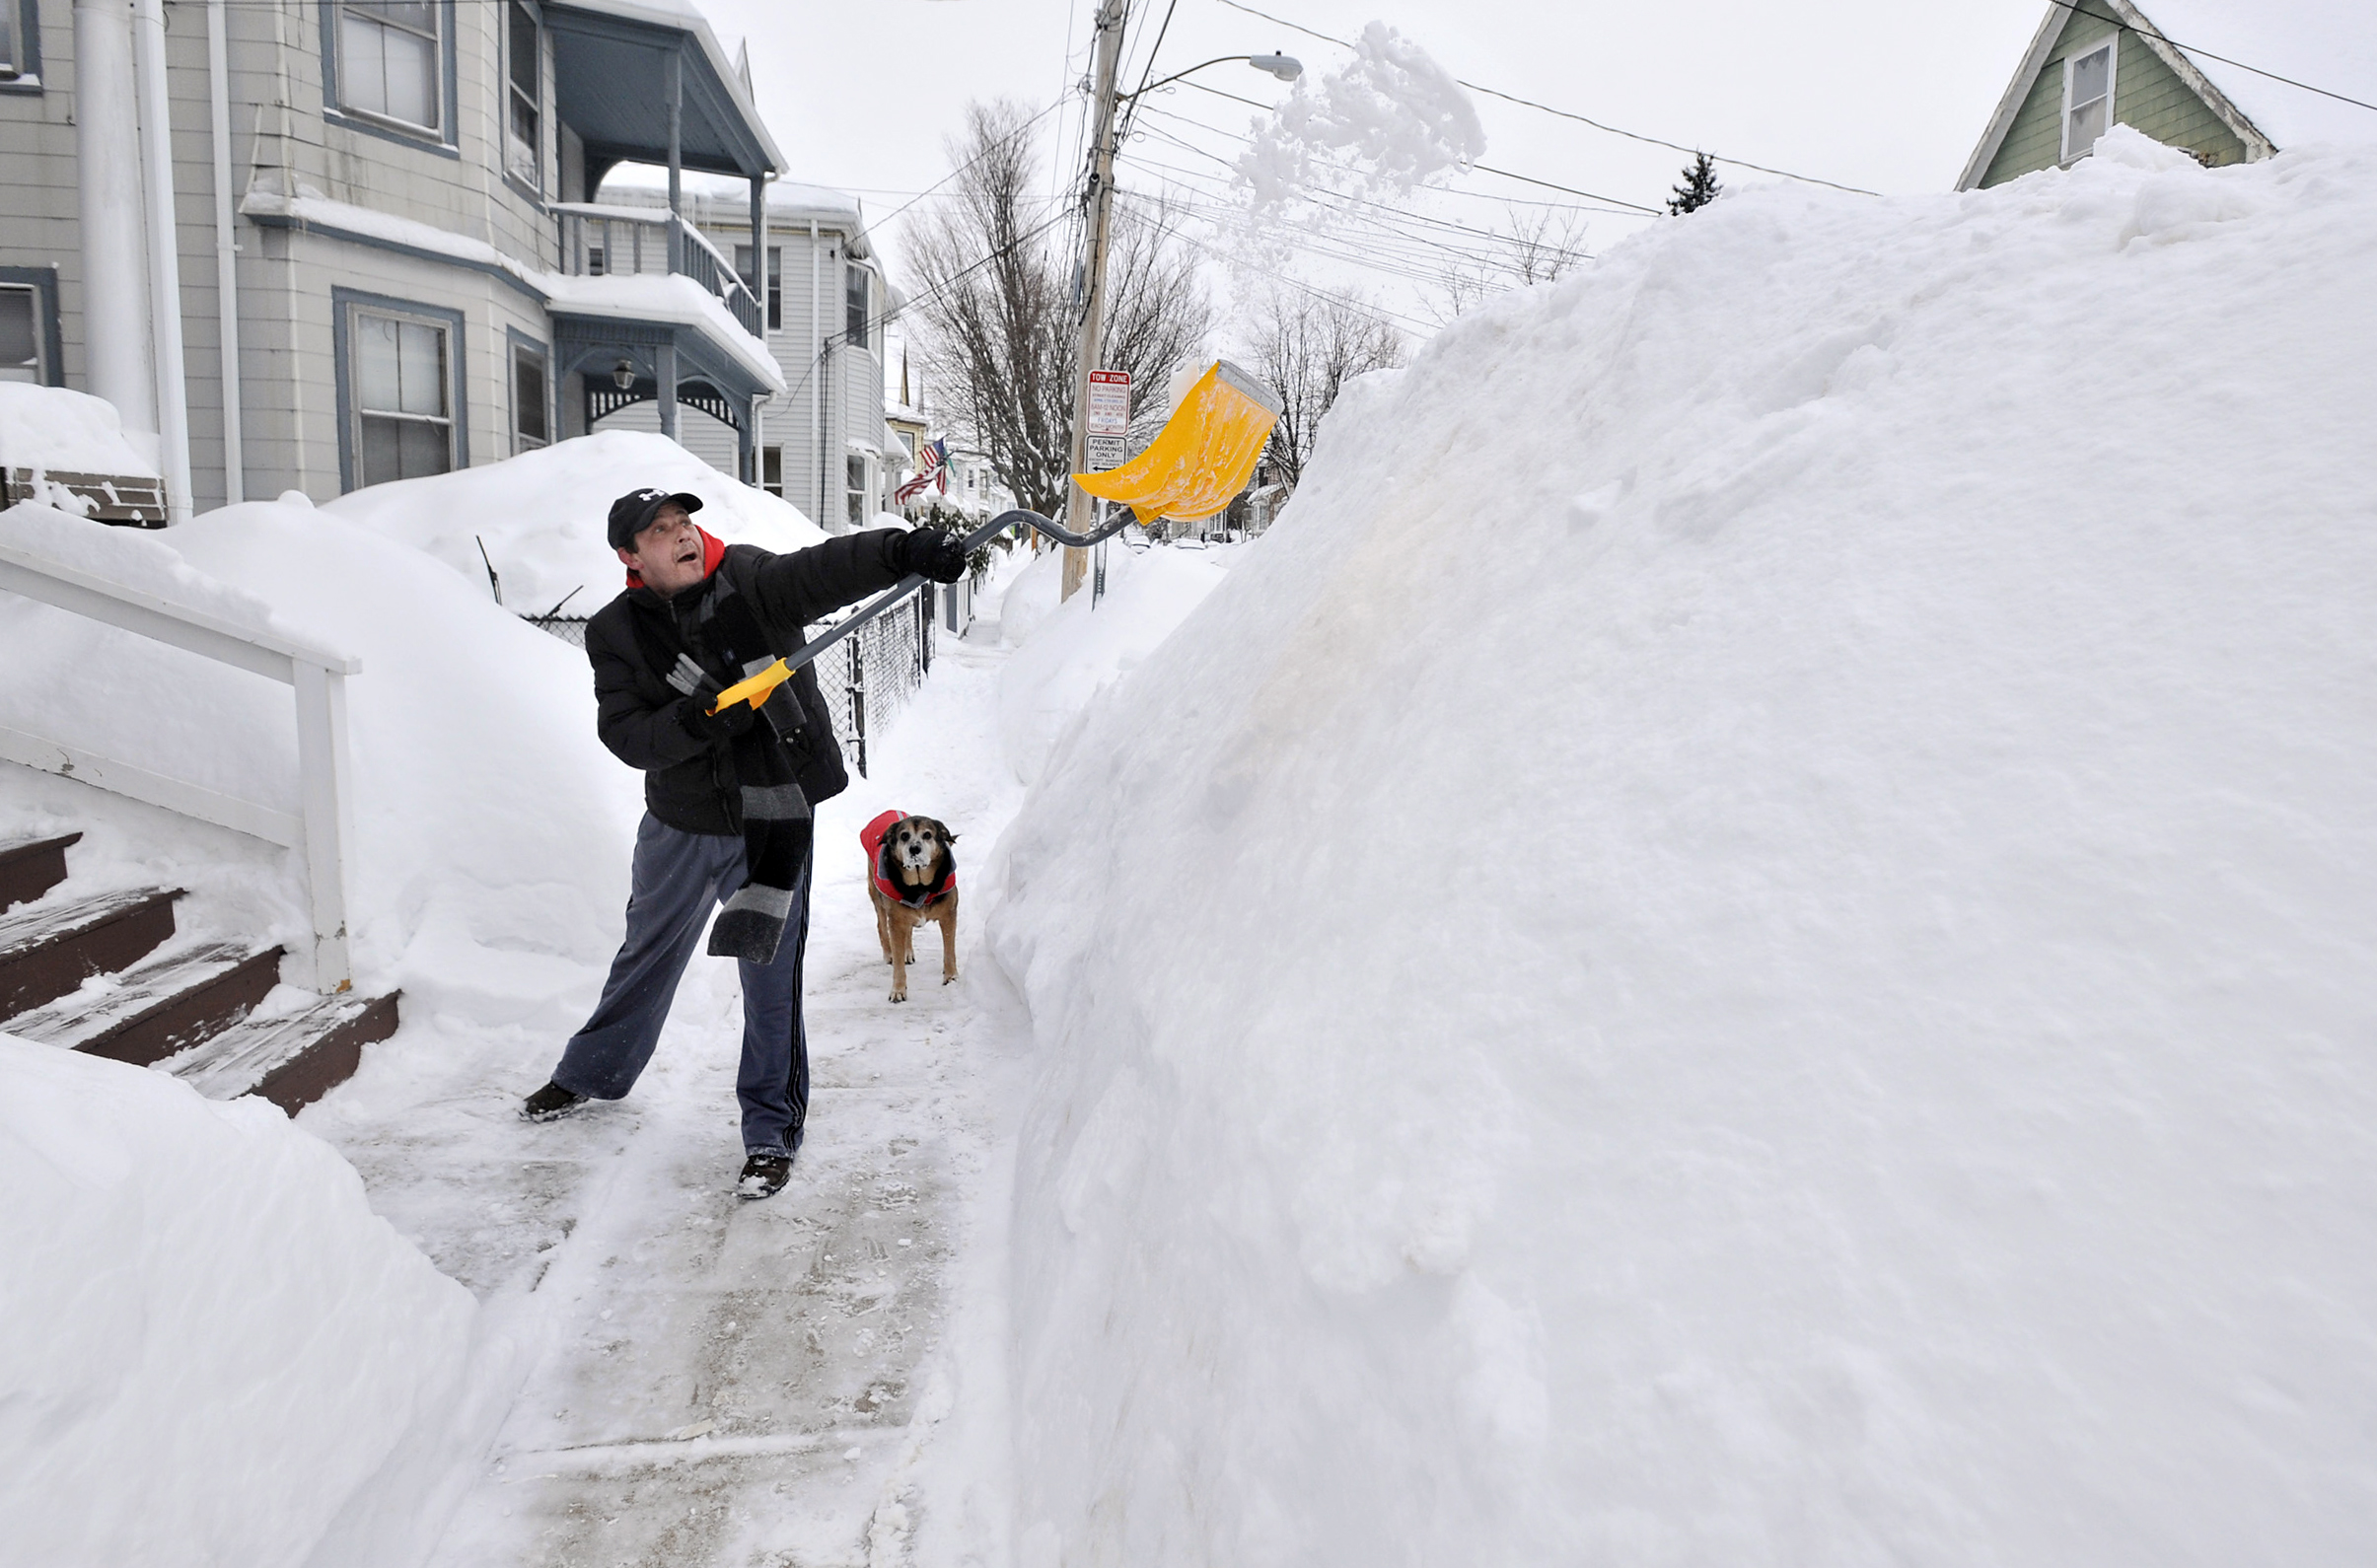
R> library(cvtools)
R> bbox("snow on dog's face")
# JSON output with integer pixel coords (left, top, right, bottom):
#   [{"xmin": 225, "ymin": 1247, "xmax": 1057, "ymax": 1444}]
[{"xmin": 889, "ymin": 817, "xmax": 955, "ymax": 877}]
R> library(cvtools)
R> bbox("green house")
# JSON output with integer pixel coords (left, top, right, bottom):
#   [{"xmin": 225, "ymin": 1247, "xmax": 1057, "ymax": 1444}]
[{"xmin": 1958, "ymin": 0, "xmax": 2373, "ymax": 190}]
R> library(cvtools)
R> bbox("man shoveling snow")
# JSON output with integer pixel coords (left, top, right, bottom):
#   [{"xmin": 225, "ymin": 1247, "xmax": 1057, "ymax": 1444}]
[{"xmin": 518, "ymin": 488, "xmax": 968, "ymax": 1198}]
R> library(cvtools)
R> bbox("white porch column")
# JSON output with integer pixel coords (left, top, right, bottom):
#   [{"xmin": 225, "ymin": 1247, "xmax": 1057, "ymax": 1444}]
[
  {"xmin": 132, "ymin": 0, "xmax": 194, "ymax": 522},
  {"xmin": 74, "ymin": 0, "xmax": 157, "ymax": 443}
]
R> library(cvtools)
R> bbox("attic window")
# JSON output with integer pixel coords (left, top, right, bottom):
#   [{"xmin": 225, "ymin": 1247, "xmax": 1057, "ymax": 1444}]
[{"xmin": 2062, "ymin": 39, "xmax": 2117, "ymax": 162}]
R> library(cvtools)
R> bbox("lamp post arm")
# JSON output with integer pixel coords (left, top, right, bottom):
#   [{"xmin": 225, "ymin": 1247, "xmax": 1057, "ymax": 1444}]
[{"xmin": 1123, "ymin": 55, "xmax": 1259, "ymax": 103}]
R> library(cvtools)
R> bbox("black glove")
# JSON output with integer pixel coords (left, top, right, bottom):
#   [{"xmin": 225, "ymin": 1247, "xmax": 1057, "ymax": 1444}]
[
  {"xmin": 678, "ymin": 678, "xmax": 756, "ymax": 744},
  {"xmin": 897, "ymin": 529, "xmax": 970, "ymax": 584}
]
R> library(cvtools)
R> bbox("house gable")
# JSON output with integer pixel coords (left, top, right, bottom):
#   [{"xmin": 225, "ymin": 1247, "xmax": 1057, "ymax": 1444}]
[{"xmin": 1961, "ymin": 0, "xmax": 2268, "ymax": 190}]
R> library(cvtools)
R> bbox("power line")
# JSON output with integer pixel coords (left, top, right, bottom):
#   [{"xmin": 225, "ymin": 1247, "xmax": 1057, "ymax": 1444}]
[
  {"xmin": 1127, "ymin": 116, "xmax": 1552, "ymax": 275},
  {"xmin": 1208, "ymin": 0, "xmax": 1881, "ymax": 197},
  {"xmin": 1129, "ymin": 147, "xmax": 1576, "ymax": 279},
  {"xmin": 787, "ymin": 204, "xmax": 1076, "ymax": 406},
  {"xmin": 868, "ymin": 94, "xmax": 1074, "ymax": 237},
  {"xmin": 1112, "ymin": 189, "xmax": 1434, "ymax": 330},
  {"xmin": 1166, "ymin": 77, "xmax": 1656, "ymax": 217}
]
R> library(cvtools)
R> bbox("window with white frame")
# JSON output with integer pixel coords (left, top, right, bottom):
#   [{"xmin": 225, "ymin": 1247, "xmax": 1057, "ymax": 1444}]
[
  {"xmin": 735, "ymin": 245, "xmax": 783, "ymax": 331},
  {"xmin": 504, "ymin": 0, "xmax": 540, "ymax": 187},
  {"xmin": 761, "ymin": 445, "xmax": 783, "ymax": 497},
  {"xmin": 2062, "ymin": 38, "xmax": 2116, "ymax": 163},
  {"xmin": 338, "ymin": 1, "xmax": 442, "ymax": 135},
  {"xmin": 844, "ymin": 266, "xmax": 870, "ymax": 351},
  {"xmin": 1, "ymin": 0, "xmax": 25, "ymax": 80},
  {"xmin": 352, "ymin": 309, "xmax": 453, "ymax": 485},
  {"xmin": 0, "ymin": 286, "xmax": 44, "ymax": 384},
  {"xmin": 845, "ymin": 454, "xmax": 870, "ymax": 525},
  {"xmin": 511, "ymin": 340, "xmax": 548, "ymax": 453}
]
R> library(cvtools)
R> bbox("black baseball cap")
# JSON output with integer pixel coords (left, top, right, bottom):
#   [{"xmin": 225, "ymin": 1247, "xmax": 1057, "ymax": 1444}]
[{"xmin": 607, "ymin": 487, "xmax": 704, "ymax": 550}]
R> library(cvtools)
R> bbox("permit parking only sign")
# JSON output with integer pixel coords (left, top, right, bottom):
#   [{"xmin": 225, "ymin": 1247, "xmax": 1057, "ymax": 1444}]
[{"xmin": 1086, "ymin": 369, "xmax": 1130, "ymax": 469}]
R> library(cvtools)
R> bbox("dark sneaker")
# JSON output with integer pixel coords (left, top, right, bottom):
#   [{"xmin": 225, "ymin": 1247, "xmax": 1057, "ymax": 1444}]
[
  {"xmin": 737, "ymin": 1153, "xmax": 792, "ymax": 1200},
  {"xmin": 519, "ymin": 1081, "xmax": 590, "ymax": 1122}
]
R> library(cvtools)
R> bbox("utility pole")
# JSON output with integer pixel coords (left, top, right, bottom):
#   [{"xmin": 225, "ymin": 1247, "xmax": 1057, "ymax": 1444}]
[{"xmin": 1061, "ymin": 0, "xmax": 1128, "ymax": 603}]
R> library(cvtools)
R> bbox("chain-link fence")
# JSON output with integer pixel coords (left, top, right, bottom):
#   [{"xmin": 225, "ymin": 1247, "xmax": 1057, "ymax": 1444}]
[
  {"xmin": 523, "ymin": 614, "xmax": 590, "ymax": 649},
  {"xmin": 822, "ymin": 588, "xmax": 934, "ymax": 777},
  {"xmin": 521, "ymin": 588, "xmax": 935, "ymax": 778}
]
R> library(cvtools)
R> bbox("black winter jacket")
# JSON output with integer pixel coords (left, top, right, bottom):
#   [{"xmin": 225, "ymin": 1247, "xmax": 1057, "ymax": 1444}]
[{"xmin": 584, "ymin": 531, "xmax": 910, "ymax": 834}]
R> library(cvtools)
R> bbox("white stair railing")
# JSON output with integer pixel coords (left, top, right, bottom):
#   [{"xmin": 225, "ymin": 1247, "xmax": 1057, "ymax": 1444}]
[{"xmin": 0, "ymin": 539, "xmax": 361, "ymax": 993}]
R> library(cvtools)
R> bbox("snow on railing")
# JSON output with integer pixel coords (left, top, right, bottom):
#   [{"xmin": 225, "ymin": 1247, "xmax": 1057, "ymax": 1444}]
[
  {"xmin": 0, "ymin": 540, "xmax": 362, "ymax": 993},
  {"xmin": 552, "ymin": 203, "xmax": 765, "ymax": 340}
]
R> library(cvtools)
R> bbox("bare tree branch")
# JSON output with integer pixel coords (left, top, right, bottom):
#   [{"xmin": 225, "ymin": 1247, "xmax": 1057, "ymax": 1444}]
[
  {"xmin": 904, "ymin": 100, "xmax": 1212, "ymax": 517},
  {"xmin": 1239, "ymin": 286, "xmax": 1405, "ymax": 492}
]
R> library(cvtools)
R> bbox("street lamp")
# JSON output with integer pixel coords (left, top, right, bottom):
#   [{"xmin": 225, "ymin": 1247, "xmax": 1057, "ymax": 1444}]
[
  {"xmin": 1127, "ymin": 52, "xmax": 1303, "ymax": 103},
  {"xmin": 1057, "ymin": 20, "xmax": 1304, "ymax": 600}
]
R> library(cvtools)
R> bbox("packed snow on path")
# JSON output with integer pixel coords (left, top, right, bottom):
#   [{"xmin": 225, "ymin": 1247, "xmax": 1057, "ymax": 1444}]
[
  {"xmin": 302, "ymin": 544, "xmax": 1050, "ymax": 1568},
  {"xmin": 0, "ymin": 449, "xmax": 1043, "ymax": 1565},
  {"xmin": 983, "ymin": 130, "xmax": 2377, "ymax": 1565}
]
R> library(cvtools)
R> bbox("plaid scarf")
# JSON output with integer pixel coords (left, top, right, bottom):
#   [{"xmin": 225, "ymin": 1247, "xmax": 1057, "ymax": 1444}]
[{"xmin": 656, "ymin": 566, "xmax": 815, "ymax": 963}]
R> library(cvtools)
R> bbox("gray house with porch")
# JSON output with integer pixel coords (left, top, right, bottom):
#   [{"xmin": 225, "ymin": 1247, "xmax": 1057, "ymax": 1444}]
[{"xmin": 0, "ymin": 0, "xmax": 785, "ymax": 516}]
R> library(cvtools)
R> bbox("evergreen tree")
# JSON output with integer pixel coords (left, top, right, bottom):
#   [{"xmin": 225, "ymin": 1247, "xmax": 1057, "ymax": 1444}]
[{"xmin": 1668, "ymin": 152, "xmax": 1722, "ymax": 215}]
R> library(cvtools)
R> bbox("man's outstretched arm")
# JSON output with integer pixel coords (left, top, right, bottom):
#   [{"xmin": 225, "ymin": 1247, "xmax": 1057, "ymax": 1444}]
[{"xmin": 752, "ymin": 529, "xmax": 969, "ymax": 630}]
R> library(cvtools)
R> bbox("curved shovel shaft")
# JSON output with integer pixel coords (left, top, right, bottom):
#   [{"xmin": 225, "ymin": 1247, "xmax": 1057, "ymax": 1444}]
[{"xmin": 750, "ymin": 504, "xmax": 1151, "ymax": 693}]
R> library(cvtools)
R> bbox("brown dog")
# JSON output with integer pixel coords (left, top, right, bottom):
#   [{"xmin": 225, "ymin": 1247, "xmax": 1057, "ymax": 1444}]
[{"xmin": 861, "ymin": 811, "xmax": 958, "ymax": 1002}]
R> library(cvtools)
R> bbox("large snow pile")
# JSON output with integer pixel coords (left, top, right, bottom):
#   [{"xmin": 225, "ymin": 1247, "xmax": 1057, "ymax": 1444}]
[
  {"xmin": 323, "ymin": 429, "xmax": 825, "ymax": 617},
  {"xmin": 987, "ymin": 130, "xmax": 2377, "ymax": 1564},
  {"xmin": 0, "ymin": 382, "xmax": 161, "ymax": 476},
  {"xmin": 0, "ymin": 484, "xmax": 643, "ymax": 1002},
  {"xmin": 0, "ymin": 1035, "xmax": 474, "ymax": 1567},
  {"xmin": 997, "ymin": 539, "xmax": 1239, "ymax": 784}
]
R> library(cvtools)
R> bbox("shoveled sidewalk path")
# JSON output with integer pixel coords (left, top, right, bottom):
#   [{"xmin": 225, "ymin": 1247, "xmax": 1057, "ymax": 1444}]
[{"xmin": 319, "ymin": 574, "xmax": 1030, "ymax": 1568}]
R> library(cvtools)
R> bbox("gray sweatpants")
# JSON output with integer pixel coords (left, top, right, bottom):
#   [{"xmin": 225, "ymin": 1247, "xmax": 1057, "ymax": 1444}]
[{"xmin": 551, "ymin": 813, "xmax": 813, "ymax": 1157}]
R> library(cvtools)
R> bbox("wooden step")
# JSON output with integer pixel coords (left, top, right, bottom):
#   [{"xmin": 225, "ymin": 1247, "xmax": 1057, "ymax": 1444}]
[
  {"xmin": 0, "ymin": 831, "xmax": 82, "ymax": 912},
  {"xmin": 8, "ymin": 941, "xmax": 286, "ymax": 1066},
  {"xmin": 0, "ymin": 887, "xmax": 182, "ymax": 1021},
  {"xmin": 166, "ymin": 989, "xmax": 400, "ymax": 1113}
]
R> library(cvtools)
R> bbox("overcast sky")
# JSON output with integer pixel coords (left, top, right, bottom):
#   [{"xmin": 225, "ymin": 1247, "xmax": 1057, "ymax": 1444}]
[{"xmin": 668, "ymin": 0, "xmax": 2271, "ymax": 351}]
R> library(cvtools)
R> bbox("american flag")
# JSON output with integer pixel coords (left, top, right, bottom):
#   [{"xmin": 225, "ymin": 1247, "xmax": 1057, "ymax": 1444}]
[{"xmin": 895, "ymin": 438, "xmax": 949, "ymax": 504}]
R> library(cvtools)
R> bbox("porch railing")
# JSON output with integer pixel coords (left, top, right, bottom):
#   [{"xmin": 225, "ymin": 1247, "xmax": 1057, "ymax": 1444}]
[
  {"xmin": 552, "ymin": 203, "xmax": 765, "ymax": 340},
  {"xmin": 0, "ymin": 538, "xmax": 362, "ymax": 993}
]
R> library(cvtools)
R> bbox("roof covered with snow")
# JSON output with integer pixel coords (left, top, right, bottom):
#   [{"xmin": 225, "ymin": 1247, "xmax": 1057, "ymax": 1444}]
[{"xmin": 2145, "ymin": 0, "xmax": 2377, "ymax": 149}]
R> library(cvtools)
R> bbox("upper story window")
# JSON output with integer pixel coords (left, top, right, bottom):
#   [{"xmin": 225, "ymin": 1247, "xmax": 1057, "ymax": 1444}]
[
  {"xmin": 505, "ymin": 1, "xmax": 540, "ymax": 188},
  {"xmin": 844, "ymin": 266, "xmax": 870, "ymax": 351},
  {"xmin": 337, "ymin": 2, "xmax": 442, "ymax": 135},
  {"xmin": 2061, "ymin": 38, "xmax": 2116, "ymax": 163},
  {"xmin": 1, "ymin": 0, "xmax": 25, "ymax": 81},
  {"xmin": 735, "ymin": 245, "xmax": 782, "ymax": 331}
]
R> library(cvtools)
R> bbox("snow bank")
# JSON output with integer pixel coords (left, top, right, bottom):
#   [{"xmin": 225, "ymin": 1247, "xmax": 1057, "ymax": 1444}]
[
  {"xmin": 997, "ymin": 540, "xmax": 1238, "ymax": 784},
  {"xmin": 0, "ymin": 382, "xmax": 161, "ymax": 476},
  {"xmin": 0, "ymin": 487, "xmax": 643, "ymax": 1005},
  {"xmin": 0, "ymin": 1036, "xmax": 473, "ymax": 1568},
  {"xmin": 987, "ymin": 131, "xmax": 2377, "ymax": 1564},
  {"xmin": 0, "ymin": 499, "xmax": 287, "ymax": 634},
  {"xmin": 323, "ymin": 428, "xmax": 825, "ymax": 619}
]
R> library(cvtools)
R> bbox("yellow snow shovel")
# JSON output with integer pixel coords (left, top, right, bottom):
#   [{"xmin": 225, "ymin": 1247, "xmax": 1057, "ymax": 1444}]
[{"xmin": 1074, "ymin": 360, "xmax": 1282, "ymax": 524}]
